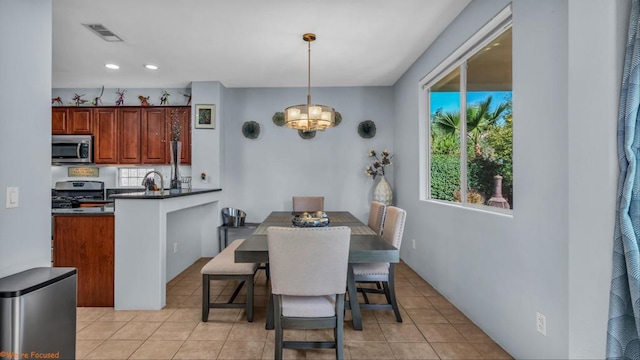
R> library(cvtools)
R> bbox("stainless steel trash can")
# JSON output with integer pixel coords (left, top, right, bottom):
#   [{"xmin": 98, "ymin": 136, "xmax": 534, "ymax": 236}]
[
  {"xmin": 221, "ymin": 207, "xmax": 246, "ymax": 227},
  {"xmin": 0, "ymin": 267, "xmax": 77, "ymax": 359}
]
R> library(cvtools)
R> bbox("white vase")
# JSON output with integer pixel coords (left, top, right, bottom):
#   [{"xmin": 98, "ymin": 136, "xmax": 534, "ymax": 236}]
[{"xmin": 374, "ymin": 175, "xmax": 393, "ymax": 205}]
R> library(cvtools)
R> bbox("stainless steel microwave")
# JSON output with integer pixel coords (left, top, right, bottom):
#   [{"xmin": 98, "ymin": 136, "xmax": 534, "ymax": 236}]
[{"xmin": 52, "ymin": 135, "xmax": 93, "ymax": 164}]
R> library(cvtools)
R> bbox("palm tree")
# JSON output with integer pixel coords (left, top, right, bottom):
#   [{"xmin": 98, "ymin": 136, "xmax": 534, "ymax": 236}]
[{"xmin": 432, "ymin": 96, "xmax": 510, "ymax": 157}]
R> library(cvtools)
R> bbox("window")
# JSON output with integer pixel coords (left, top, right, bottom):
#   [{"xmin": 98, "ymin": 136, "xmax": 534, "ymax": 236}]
[
  {"xmin": 420, "ymin": 7, "xmax": 513, "ymax": 211},
  {"xmin": 118, "ymin": 167, "xmax": 155, "ymax": 187}
]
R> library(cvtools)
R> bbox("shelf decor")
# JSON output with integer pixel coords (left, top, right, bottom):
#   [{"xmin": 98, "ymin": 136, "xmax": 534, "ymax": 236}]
[{"xmin": 195, "ymin": 104, "xmax": 215, "ymax": 129}]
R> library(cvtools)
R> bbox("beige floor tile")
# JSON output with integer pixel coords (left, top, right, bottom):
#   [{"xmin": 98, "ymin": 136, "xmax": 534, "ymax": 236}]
[
  {"xmin": 110, "ymin": 321, "xmax": 162, "ymax": 340},
  {"xmin": 165, "ymin": 308, "xmax": 202, "ymax": 322},
  {"xmin": 228, "ymin": 322, "xmax": 270, "ymax": 341},
  {"xmin": 346, "ymin": 341, "xmax": 394, "ymax": 359},
  {"xmin": 187, "ymin": 322, "xmax": 233, "ymax": 341},
  {"xmin": 413, "ymin": 285, "xmax": 441, "ymax": 297},
  {"xmin": 166, "ymin": 295, "xmax": 189, "ymax": 307},
  {"xmin": 407, "ymin": 278, "xmax": 430, "ymax": 287},
  {"xmin": 453, "ymin": 323, "xmax": 493, "ymax": 342},
  {"xmin": 431, "ymin": 342, "xmax": 483, "ymax": 359},
  {"xmin": 378, "ymin": 323, "xmax": 426, "ymax": 342},
  {"xmin": 395, "ymin": 287, "xmax": 422, "ymax": 297},
  {"xmin": 129, "ymin": 340, "xmax": 183, "ymax": 359},
  {"xmin": 416, "ymin": 323, "xmax": 466, "ymax": 343},
  {"xmin": 261, "ymin": 341, "xmax": 307, "ymax": 359},
  {"xmin": 76, "ymin": 339, "xmax": 103, "ymax": 359},
  {"xmin": 344, "ymin": 309, "xmax": 378, "ymax": 324},
  {"xmin": 96, "ymin": 309, "xmax": 140, "ymax": 322},
  {"xmin": 238, "ymin": 307, "xmax": 268, "ymax": 323},
  {"xmin": 306, "ymin": 347, "xmax": 351, "ymax": 360},
  {"xmin": 149, "ymin": 321, "xmax": 197, "ymax": 341},
  {"xmin": 472, "ymin": 342, "xmax": 514, "ymax": 359},
  {"xmin": 343, "ymin": 323, "xmax": 386, "ymax": 342},
  {"xmin": 77, "ymin": 307, "xmax": 110, "ymax": 322},
  {"xmin": 178, "ymin": 294, "xmax": 202, "ymax": 308},
  {"xmin": 173, "ymin": 340, "xmax": 225, "ymax": 359},
  {"xmin": 389, "ymin": 342, "xmax": 439, "ymax": 359},
  {"xmin": 306, "ymin": 329, "xmax": 337, "ymax": 342},
  {"xmin": 77, "ymin": 321, "xmax": 92, "ymax": 333},
  {"xmin": 217, "ymin": 340, "xmax": 265, "ymax": 359},
  {"xmin": 373, "ymin": 309, "xmax": 410, "ymax": 324},
  {"xmin": 205, "ymin": 308, "xmax": 243, "ymax": 322},
  {"xmin": 76, "ymin": 321, "xmax": 127, "ymax": 340},
  {"xmin": 397, "ymin": 296, "xmax": 433, "ymax": 309},
  {"xmin": 267, "ymin": 329, "xmax": 307, "ymax": 342},
  {"xmin": 84, "ymin": 339, "xmax": 142, "ymax": 359},
  {"xmin": 437, "ymin": 306, "xmax": 471, "ymax": 324},
  {"xmin": 405, "ymin": 308, "xmax": 448, "ymax": 324},
  {"xmin": 426, "ymin": 295, "xmax": 453, "ymax": 307},
  {"xmin": 168, "ymin": 284, "xmax": 199, "ymax": 296},
  {"xmin": 131, "ymin": 308, "xmax": 176, "ymax": 322}
]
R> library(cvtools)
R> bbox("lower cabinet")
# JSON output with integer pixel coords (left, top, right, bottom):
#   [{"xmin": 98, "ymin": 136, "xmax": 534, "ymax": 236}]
[{"xmin": 53, "ymin": 215, "xmax": 114, "ymax": 307}]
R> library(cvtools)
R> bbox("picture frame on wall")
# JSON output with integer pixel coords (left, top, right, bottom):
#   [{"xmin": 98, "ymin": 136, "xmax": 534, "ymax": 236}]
[{"xmin": 195, "ymin": 104, "xmax": 215, "ymax": 129}]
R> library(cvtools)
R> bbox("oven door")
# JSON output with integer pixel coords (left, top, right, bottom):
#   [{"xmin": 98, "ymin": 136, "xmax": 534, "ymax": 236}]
[{"xmin": 52, "ymin": 136, "xmax": 92, "ymax": 164}]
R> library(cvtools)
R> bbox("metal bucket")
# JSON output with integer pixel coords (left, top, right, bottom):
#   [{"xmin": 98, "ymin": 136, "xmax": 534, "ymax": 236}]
[{"xmin": 222, "ymin": 207, "xmax": 246, "ymax": 227}]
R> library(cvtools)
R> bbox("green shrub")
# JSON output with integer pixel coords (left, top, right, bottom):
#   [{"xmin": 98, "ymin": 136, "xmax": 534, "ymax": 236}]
[{"xmin": 430, "ymin": 154, "xmax": 460, "ymax": 201}]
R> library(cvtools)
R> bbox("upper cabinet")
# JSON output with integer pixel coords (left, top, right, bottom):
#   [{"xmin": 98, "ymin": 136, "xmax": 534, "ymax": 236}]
[
  {"xmin": 54, "ymin": 106, "xmax": 191, "ymax": 166},
  {"xmin": 52, "ymin": 107, "xmax": 93, "ymax": 134}
]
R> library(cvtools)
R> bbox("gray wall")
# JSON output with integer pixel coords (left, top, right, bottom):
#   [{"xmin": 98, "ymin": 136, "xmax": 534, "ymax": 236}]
[
  {"xmin": 0, "ymin": 0, "xmax": 53, "ymax": 278},
  {"xmin": 222, "ymin": 87, "xmax": 394, "ymax": 223},
  {"xmin": 393, "ymin": 0, "xmax": 625, "ymax": 358}
]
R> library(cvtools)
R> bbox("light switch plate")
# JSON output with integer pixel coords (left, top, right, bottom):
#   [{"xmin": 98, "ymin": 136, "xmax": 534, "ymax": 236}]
[{"xmin": 6, "ymin": 187, "xmax": 18, "ymax": 208}]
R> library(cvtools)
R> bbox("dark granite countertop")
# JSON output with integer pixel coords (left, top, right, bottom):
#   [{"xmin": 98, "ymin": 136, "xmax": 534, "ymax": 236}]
[
  {"xmin": 108, "ymin": 188, "xmax": 222, "ymax": 200},
  {"xmin": 52, "ymin": 205, "xmax": 115, "ymax": 215}
]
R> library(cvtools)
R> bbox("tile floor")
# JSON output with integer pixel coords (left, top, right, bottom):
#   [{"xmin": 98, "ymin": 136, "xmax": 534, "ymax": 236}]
[{"xmin": 76, "ymin": 258, "xmax": 513, "ymax": 359}]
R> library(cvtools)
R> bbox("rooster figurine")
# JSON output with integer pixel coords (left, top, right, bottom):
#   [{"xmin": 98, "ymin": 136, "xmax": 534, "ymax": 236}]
[{"xmin": 138, "ymin": 95, "xmax": 151, "ymax": 106}]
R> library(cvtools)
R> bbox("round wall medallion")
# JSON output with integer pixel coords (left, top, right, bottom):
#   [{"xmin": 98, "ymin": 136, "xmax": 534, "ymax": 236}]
[
  {"xmin": 242, "ymin": 121, "xmax": 260, "ymax": 139},
  {"xmin": 334, "ymin": 111, "xmax": 342, "ymax": 127},
  {"xmin": 272, "ymin": 112, "xmax": 285, "ymax": 126},
  {"xmin": 358, "ymin": 120, "xmax": 376, "ymax": 138},
  {"xmin": 298, "ymin": 129, "xmax": 316, "ymax": 140}
]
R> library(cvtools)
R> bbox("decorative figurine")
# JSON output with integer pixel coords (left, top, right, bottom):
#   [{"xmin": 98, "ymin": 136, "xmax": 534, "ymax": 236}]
[
  {"xmin": 51, "ymin": 97, "xmax": 63, "ymax": 106},
  {"xmin": 138, "ymin": 95, "xmax": 151, "ymax": 106},
  {"xmin": 72, "ymin": 94, "xmax": 88, "ymax": 106},
  {"xmin": 92, "ymin": 86, "xmax": 104, "ymax": 106},
  {"xmin": 160, "ymin": 90, "xmax": 170, "ymax": 105},
  {"xmin": 115, "ymin": 89, "xmax": 126, "ymax": 106}
]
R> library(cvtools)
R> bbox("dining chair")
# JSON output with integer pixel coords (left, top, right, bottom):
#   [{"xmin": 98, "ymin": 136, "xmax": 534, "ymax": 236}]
[
  {"xmin": 367, "ymin": 201, "xmax": 387, "ymax": 235},
  {"xmin": 353, "ymin": 206, "xmax": 406, "ymax": 322},
  {"xmin": 292, "ymin": 196, "xmax": 324, "ymax": 212},
  {"xmin": 267, "ymin": 226, "xmax": 351, "ymax": 360}
]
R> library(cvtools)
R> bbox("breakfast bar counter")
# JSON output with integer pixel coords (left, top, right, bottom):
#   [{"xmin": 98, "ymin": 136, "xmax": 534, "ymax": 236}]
[{"xmin": 112, "ymin": 188, "xmax": 222, "ymax": 310}]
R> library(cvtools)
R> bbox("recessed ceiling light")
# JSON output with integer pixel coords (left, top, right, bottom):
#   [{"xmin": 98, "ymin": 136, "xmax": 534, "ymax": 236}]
[
  {"xmin": 105, "ymin": 63, "xmax": 120, "ymax": 70},
  {"xmin": 144, "ymin": 64, "xmax": 159, "ymax": 70}
]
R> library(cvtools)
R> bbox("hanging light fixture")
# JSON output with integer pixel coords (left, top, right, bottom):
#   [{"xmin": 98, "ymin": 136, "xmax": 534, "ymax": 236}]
[{"xmin": 284, "ymin": 33, "xmax": 336, "ymax": 132}]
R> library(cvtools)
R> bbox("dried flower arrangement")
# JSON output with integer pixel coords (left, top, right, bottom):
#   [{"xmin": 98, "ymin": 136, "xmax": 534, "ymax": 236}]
[
  {"xmin": 169, "ymin": 109, "xmax": 183, "ymax": 141},
  {"xmin": 365, "ymin": 149, "xmax": 393, "ymax": 180}
]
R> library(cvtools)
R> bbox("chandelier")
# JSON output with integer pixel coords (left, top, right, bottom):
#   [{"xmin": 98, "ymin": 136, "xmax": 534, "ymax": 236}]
[{"xmin": 284, "ymin": 33, "xmax": 336, "ymax": 132}]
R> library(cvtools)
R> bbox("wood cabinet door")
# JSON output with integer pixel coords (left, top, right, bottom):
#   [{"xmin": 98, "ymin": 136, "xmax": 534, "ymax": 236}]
[
  {"xmin": 118, "ymin": 108, "xmax": 142, "ymax": 164},
  {"xmin": 52, "ymin": 108, "xmax": 68, "ymax": 134},
  {"xmin": 53, "ymin": 215, "xmax": 114, "ymax": 307},
  {"xmin": 93, "ymin": 108, "xmax": 118, "ymax": 164},
  {"xmin": 142, "ymin": 108, "xmax": 167, "ymax": 164},
  {"xmin": 68, "ymin": 108, "xmax": 93, "ymax": 134},
  {"xmin": 166, "ymin": 107, "xmax": 191, "ymax": 165}
]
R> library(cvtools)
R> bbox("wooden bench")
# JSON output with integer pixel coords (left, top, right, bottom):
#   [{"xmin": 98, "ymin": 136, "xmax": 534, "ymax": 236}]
[{"xmin": 201, "ymin": 239, "xmax": 258, "ymax": 322}]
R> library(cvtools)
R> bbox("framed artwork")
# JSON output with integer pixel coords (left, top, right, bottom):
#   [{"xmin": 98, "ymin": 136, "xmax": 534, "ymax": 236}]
[{"xmin": 195, "ymin": 104, "xmax": 215, "ymax": 129}]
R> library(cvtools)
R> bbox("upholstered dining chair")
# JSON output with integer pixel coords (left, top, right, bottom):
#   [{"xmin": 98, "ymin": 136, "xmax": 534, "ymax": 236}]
[
  {"xmin": 353, "ymin": 206, "xmax": 406, "ymax": 322},
  {"xmin": 292, "ymin": 196, "xmax": 324, "ymax": 212},
  {"xmin": 267, "ymin": 226, "xmax": 351, "ymax": 360},
  {"xmin": 367, "ymin": 201, "xmax": 387, "ymax": 235}
]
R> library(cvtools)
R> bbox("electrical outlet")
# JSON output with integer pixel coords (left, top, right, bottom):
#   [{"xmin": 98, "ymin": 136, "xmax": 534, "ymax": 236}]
[
  {"xmin": 173, "ymin": 242, "xmax": 178, "ymax": 253},
  {"xmin": 536, "ymin": 312, "xmax": 547, "ymax": 336},
  {"xmin": 411, "ymin": 239, "xmax": 416, "ymax": 249}
]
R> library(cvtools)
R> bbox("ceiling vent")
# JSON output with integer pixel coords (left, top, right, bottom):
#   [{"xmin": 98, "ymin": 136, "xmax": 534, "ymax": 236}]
[{"xmin": 82, "ymin": 23, "xmax": 123, "ymax": 42}]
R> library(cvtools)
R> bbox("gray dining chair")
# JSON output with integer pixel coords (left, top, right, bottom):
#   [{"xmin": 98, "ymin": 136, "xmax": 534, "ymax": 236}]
[
  {"xmin": 353, "ymin": 206, "xmax": 406, "ymax": 322},
  {"xmin": 292, "ymin": 196, "xmax": 324, "ymax": 212},
  {"xmin": 367, "ymin": 201, "xmax": 387, "ymax": 235},
  {"xmin": 267, "ymin": 226, "xmax": 351, "ymax": 360}
]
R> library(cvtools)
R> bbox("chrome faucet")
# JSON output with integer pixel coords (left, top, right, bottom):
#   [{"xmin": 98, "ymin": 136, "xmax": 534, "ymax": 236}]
[{"xmin": 142, "ymin": 170, "xmax": 164, "ymax": 193}]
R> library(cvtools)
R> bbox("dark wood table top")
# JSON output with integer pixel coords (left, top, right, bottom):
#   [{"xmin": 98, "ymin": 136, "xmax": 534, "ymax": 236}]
[{"xmin": 234, "ymin": 211, "xmax": 399, "ymax": 264}]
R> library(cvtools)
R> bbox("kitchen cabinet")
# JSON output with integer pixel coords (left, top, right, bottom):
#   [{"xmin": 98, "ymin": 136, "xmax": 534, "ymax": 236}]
[
  {"xmin": 142, "ymin": 108, "xmax": 168, "ymax": 164},
  {"xmin": 118, "ymin": 108, "xmax": 142, "ymax": 164},
  {"xmin": 52, "ymin": 107, "xmax": 93, "ymax": 135},
  {"xmin": 53, "ymin": 215, "xmax": 114, "ymax": 307},
  {"xmin": 166, "ymin": 107, "xmax": 191, "ymax": 164},
  {"xmin": 93, "ymin": 107, "xmax": 118, "ymax": 164}
]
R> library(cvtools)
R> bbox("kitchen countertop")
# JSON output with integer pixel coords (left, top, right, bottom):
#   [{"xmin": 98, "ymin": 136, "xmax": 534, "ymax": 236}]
[{"xmin": 109, "ymin": 188, "xmax": 221, "ymax": 199}]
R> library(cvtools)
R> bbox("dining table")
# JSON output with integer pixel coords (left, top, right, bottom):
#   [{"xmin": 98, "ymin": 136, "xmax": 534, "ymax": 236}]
[{"xmin": 234, "ymin": 211, "xmax": 400, "ymax": 330}]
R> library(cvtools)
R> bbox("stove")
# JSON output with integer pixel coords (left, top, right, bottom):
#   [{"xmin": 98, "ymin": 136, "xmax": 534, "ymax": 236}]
[{"xmin": 52, "ymin": 181, "xmax": 105, "ymax": 209}]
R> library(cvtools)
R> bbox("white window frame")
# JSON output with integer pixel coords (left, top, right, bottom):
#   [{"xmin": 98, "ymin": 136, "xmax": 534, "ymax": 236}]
[{"xmin": 418, "ymin": 5, "xmax": 513, "ymax": 214}]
